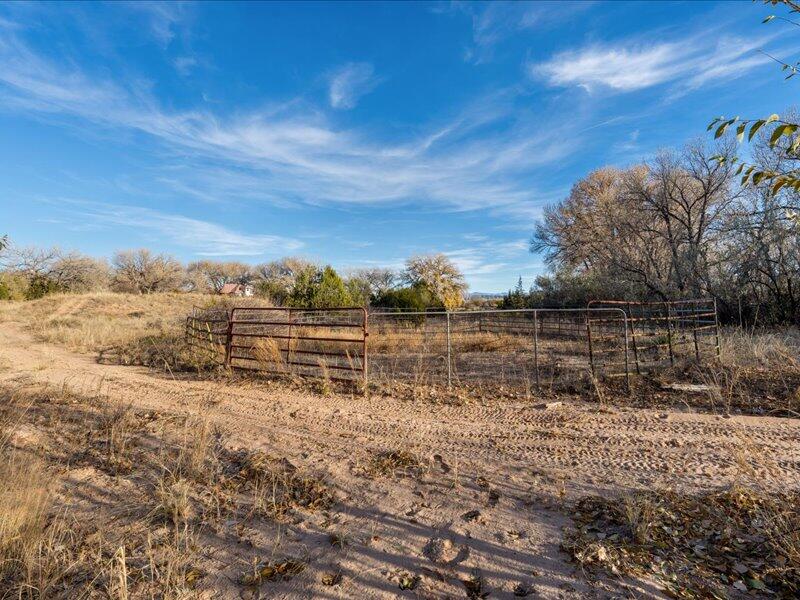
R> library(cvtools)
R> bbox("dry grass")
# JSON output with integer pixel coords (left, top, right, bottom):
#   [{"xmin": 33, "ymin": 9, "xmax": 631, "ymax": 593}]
[
  {"xmin": 0, "ymin": 292, "xmax": 206, "ymax": 352},
  {"xmin": 97, "ymin": 399, "xmax": 137, "ymax": 473},
  {"xmin": 675, "ymin": 328, "xmax": 800, "ymax": 417},
  {"xmin": 0, "ymin": 382, "xmax": 339, "ymax": 598},
  {"xmin": 0, "ymin": 397, "xmax": 74, "ymax": 599},
  {"xmin": 0, "ymin": 291, "xmax": 234, "ymax": 375},
  {"xmin": 368, "ymin": 329, "xmax": 531, "ymax": 354},
  {"xmin": 720, "ymin": 327, "xmax": 800, "ymax": 370}
]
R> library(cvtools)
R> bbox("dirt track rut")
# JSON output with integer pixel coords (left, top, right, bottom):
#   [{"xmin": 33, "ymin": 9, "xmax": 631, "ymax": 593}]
[{"xmin": 2, "ymin": 320, "xmax": 799, "ymax": 495}]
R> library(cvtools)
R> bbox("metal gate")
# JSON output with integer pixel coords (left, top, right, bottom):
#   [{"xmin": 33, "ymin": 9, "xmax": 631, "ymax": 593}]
[
  {"xmin": 186, "ymin": 299, "xmax": 719, "ymax": 390},
  {"xmin": 187, "ymin": 306, "xmax": 368, "ymax": 384},
  {"xmin": 588, "ymin": 299, "xmax": 720, "ymax": 373}
]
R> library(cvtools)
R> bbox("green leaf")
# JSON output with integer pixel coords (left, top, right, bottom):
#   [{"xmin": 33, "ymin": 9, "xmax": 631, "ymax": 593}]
[
  {"xmin": 707, "ymin": 117, "xmax": 723, "ymax": 132},
  {"xmin": 752, "ymin": 171, "xmax": 767, "ymax": 186},
  {"xmin": 735, "ymin": 163, "xmax": 745, "ymax": 176},
  {"xmin": 763, "ymin": 15, "xmax": 775, "ymax": 23},
  {"xmin": 715, "ymin": 119, "xmax": 736, "ymax": 139},
  {"xmin": 770, "ymin": 124, "xmax": 798, "ymax": 146},
  {"xmin": 748, "ymin": 120, "xmax": 766, "ymax": 141},
  {"xmin": 736, "ymin": 123, "xmax": 746, "ymax": 143}
]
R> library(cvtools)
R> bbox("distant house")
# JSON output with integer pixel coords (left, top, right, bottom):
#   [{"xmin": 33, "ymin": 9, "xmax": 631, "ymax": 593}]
[{"xmin": 219, "ymin": 283, "xmax": 254, "ymax": 297}]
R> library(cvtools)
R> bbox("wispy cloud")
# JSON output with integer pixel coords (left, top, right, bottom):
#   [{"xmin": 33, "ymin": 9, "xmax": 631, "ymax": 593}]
[
  {"xmin": 173, "ymin": 55, "xmax": 197, "ymax": 76},
  {"xmin": 0, "ymin": 30, "xmax": 571, "ymax": 217},
  {"xmin": 328, "ymin": 62, "xmax": 379, "ymax": 110},
  {"xmin": 59, "ymin": 200, "xmax": 303, "ymax": 257},
  {"xmin": 123, "ymin": 1, "xmax": 187, "ymax": 47},
  {"xmin": 444, "ymin": 239, "xmax": 530, "ymax": 276},
  {"xmin": 531, "ymin": 31, "xmax": 777, "ymax": 94},
  {"xmin": 453, "ymin": 1, "xmax": 593, "ymax": 64}
]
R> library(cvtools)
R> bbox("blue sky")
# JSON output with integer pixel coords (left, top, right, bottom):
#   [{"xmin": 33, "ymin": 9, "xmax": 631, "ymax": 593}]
[{"xmin": 0, "ymin": 1, "xmax": 795, "ymax": 291}]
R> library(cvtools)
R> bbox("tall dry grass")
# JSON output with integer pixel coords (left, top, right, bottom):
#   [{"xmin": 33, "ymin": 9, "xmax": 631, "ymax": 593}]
[
  {"xmin": 0, "ymin": 397, "xmax": 74, "ymax": 599},
  {"xmin": 0, "ymin": 291, "xmax": 208, "ymax": 353},
  {"xmin": 720, "ymin": 327, "xmax": 800, "ymax": 370}
]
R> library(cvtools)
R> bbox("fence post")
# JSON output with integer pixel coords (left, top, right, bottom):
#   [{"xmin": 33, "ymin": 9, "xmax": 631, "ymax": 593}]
[
  {"xmin": 664, "ymin": 301, "xmax": 675, "ymax": 366},
  {"xmin": 446, "ymin": 311, "xmax": 452, "ymax": 389},
  {"xmin": 533, "ymin": 309, "xmax": 540, "ymax": 389},
  {"xmin": 621, "ymin": 310, "xmax": 630, "ymax": 392},
  {"xmin": 713, "ymin": 298, "xmax": 722, "ymax": 359},
  {"xmin": 586, "ymin": 310, "xmax": 596, "ymax": 377},
  {"xmin": 287, "ymin": 308, "xmax": 293, "ymax": 374},
  {"xmin": 626, "ymin": 302, "xmax": 641, "ymax": 374},
  {"xmin": 362, "ymin": 309, "xmax": 369, "ymax": 395},
  {"xmin": 224, "ymin": 308, "xmax": 234, "ymax": 369}
]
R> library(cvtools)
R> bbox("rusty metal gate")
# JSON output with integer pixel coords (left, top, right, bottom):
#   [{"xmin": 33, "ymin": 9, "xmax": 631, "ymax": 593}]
[{"xmin": 187, "ymin": 306, "xmax": 368, "ymax": 384}]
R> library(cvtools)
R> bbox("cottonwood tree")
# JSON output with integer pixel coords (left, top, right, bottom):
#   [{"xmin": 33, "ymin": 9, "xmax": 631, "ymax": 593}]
[
  {"xmin": 724, "ymin": 186, "xmax": 800, "ymax": 322},
  {"xmin": 717, "ymin": 124, "xmax": 800, "ymax": 322},
  {"xmin": 344, "ymin": 268, "xmax": 397, "ymax": 305},
  {"xmin": 402, "ymin": 254, "xmax": 468, "ymax": 309},
  {"xmin": 111, "ymin": 249, "xmax": 183, "ymax": 294},
  {"xmin": 533, "ymin": 142, "xmax": 737, "ymax": 300},
  {"xmin": 349, "ymin": 268, "xmax": 396, "ymax": 296},
  {"xmin": 187, "ymin": 260, "xmax": 253, "ymax": 293}
]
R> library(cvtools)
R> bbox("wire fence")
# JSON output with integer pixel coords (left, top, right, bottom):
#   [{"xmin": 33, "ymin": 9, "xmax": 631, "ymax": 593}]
[
  {"xmin": 368, "ymin": 308, "xmax": 631, "ymax": 389},
  {"xmin": 186, "ymin": 299, "xmax": 720, "ymax": 391}
]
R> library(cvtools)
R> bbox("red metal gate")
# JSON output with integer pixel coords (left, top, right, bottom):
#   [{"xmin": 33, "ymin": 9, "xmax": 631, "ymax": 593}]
[{"xmin": 187, "ymin": 306, "xmax": 368, "ymax": 384}]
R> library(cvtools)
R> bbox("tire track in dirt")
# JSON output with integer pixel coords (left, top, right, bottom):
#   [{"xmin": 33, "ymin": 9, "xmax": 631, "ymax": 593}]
[{"xmin": 1, "ymin": 320, "xmax": 799, "ymax": 494}]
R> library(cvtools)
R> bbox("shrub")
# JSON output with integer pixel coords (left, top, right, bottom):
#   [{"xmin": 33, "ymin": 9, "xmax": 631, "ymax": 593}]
[
  {"xmin": 25, "ymin": 275, "xmax": 62, "ymax": 300},
  {"xmin": 286, "ymin": 265, "xmax": 354, "ymax": 308},
  {"xmin": 372, "ymin": 284, "xmax": 439, "ymax": 311}
]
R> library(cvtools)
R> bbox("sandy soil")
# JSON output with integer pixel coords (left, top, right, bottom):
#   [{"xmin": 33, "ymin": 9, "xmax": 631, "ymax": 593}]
[{"xmin": 2, "ymin": 319, "xmax": 799, "ymax": 599}]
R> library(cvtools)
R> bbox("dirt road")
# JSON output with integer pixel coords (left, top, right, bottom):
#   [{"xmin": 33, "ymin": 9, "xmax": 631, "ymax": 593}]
[{"xmin": 2, "ymin": 320, "xmax": 799, "ymax": 599}]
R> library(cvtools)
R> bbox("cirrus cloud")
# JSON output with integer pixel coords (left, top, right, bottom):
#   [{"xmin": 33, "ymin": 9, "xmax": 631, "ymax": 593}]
[
  {"xmin": 328, "ymin": 62, "xmax": 380, "ymax": 110},
  {"xmin": 531, "ymin": 32, "xmax": 779, "ymax": 94}
]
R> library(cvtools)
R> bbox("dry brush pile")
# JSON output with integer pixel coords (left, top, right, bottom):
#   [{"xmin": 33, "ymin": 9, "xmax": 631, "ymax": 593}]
[{"xmin": 564, "ymin": 485, "xmax": 800, "ymax": 598}]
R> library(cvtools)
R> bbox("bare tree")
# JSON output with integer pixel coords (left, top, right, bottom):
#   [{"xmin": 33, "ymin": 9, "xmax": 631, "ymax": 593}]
[
  {"xmin": 402, "ymin": 254, "xmax": 468, "ymax": 309},
  {"xmin": 187, "ymin": 260, "xmax": 254, "ymax": 293},
  {"xmin": 1, "ymin": 245, "xmax": 61, "ymax": 278},
  {"xmin": 111, "ymin": 249, "xmax": 183, "ymax": 294},
  {"xmin": 48, "ymin": 253, "xmax": 111, "ymax": 292},
  {"xmin": 533, "ymin": 141, "xmax": 737, "ymax": 300},
  {"xmin": 348, "ymin": 268, "xmax": 396, "ymax": 296}
]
